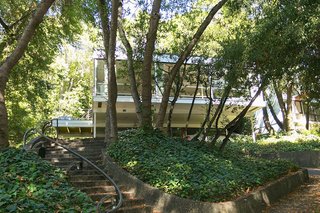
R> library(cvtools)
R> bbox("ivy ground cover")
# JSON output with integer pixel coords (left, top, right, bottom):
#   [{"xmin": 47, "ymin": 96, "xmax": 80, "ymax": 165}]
[
  {"xmin": 108, "ymin": 129, "xmax": 298, "ymax": 202},
  {"xmin": 0, "ymin": 148, "xmax": 95, "ymax": 213}
]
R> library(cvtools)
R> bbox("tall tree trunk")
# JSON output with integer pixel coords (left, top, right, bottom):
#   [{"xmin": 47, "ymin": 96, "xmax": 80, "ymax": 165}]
[
  {"xmin": 118, "ymin": 18, "xmax": 142, "ymax": 125},
  {"xmin": 305, "ymin": 100, "xmax": 310, "ymax": 130},
  {"xmin": 273, "ymin": 80, "xmax": 286, "ymax": 129},
  {"xmin": 0, "ymin": 0, "xmax": 55, "ymax": 148},
  {"xmin": 97, "ymin": 0, "xmax": 111, "ymax": 142},
  {"xmin": 284, "ymin": 82, "xmax": 294, "ymax": 132},
  {"xmin": 141, "ymin": 0, "xmax": 162, "ymax": 130},
  {"xmin": 107, "ymin": 0, "xmax": 120, "ymax": 142},
  {"xmin": 156, "ymin": 0, "xmax": 228, "ymax": 129},
  {"xmin": 262, "ymin": 91, "xmax": 274, "ymax": 134}
]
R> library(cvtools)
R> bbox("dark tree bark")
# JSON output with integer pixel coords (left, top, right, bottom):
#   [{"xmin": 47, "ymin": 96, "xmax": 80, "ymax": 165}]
[
  {"xmin": 284, "ymin": 81, "xmax": 294, "ymax": 132},
  {"xmin": 141, "ymin": 0, "xmax": 162, "ymax": 130},
  {"xmin": 118, "ymin": 18, "xmax": 142, "ymax": 125},
  {"xmin": 97, "ymin": 0, "xmax": 111, "ymax": 141},
  {"xmin": 273, "ymin": 80, "xmax": 295, "ymax": 133},
  {"xmin": 265, "ymin": 93, "xmax": 284, "ymax": 130},
  {"xmin": 305, "ymin": 101, "xmax": 310, "ymax": 130},
  {"xmin": 219, "ymin": 83, "xmax": 265, "ymax": 151},
  {"xmin": 107, "ymin": 0, "xmax": 120, "ymax": 142},
  {"xmin": 209, "ymin": 86, "xmax": 231, "ymax": 144},
  {"xmin": 156, "ymin": 0, "xmax": 228, "ymax": 129},
  {"xmin": 98, "ymin": 0, "xmax": 120, "ymax": 142},
  {"xmin": 167, "ymin": 63, "xmax": 187, "ymax": 135},
  {"xmin": 185, "ymin": 65, "xmax": 201, "ymax": 131},
  {"xmin": 0, "ymin": 0, "xmax": 55, "ymax": 149},
  {"xmin": 262, "ymin": 91, "xmax": 274, "ymax": 134}
]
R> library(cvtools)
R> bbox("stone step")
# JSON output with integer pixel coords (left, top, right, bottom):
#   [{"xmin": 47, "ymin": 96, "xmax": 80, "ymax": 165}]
[
  {"xmin": 70, "ymin": 180, "xmax": 113, "ymax": 187},
  {"xmin": 79, "ymin": 185, "xmax": 119, "ymax": 194},
  {"xmin": 69, "ymin": 174, "xmax": 106, "ymax": 182},
  {"xmin": 46, "ymin": 146, "xmax": 105, "ymax": 152},
  {"xmin": 65, "ymin": 169, "xmax": 101, "ymax": 175},
  {"xmin": 89, "ymin": 192, "xmax": 134, "ymax": 202},
  {"xmin": 45, "ymin": 153, "xmax": 102, "ymax": 159},
  {"xmin": 48, "ymin": 161, "xmax": 104, "ymax": 168},
  {"xmin": 102, "ymin": 198, "xmax": 145, "ymax": 208},
  {"xmin": 45, "ymin": 156, "xmax": 101, "ymax": 163},
  {"xmin": 116, "ymin": 205, "xmax": 153, "ymax": 213}
]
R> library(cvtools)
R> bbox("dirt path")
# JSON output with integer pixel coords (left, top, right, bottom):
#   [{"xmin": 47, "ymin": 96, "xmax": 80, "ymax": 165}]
[{"xmin": 265, "ymin": 171, "xmax": 320, "ymax": 212}]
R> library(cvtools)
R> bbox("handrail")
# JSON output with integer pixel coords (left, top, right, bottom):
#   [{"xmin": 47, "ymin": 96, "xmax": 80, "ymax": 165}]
[{"xmin": 23, "ymin": 128, "xmax": 123, "ymax": 213}]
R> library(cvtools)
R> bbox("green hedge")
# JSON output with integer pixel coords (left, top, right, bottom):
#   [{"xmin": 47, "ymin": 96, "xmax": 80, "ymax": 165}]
[
  {"xmin": 108, "ymin": 129, "xmax": 298, "ymax": 202},
  {"xmin": 0, "ymin": 148, "xmax": 95, "ymax": 213}
]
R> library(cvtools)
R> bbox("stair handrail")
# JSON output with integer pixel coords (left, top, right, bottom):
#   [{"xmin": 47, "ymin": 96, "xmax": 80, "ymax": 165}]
[{"xmin": 23, "ymin": 128, "xmax": 123, "ymax": 213}]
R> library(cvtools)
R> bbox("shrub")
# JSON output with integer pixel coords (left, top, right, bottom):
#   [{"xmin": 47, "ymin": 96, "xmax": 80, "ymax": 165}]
[
  {"xmin": 0, "ymin": 148, "xmax": 95, "ymax": 213},
  {"xmin": 224, "ymin": 134, "xmax": 320, "ymax": 155},
  {"xmin": 108, "ymin": 129, "xmax": 297, "ymax": 202}
]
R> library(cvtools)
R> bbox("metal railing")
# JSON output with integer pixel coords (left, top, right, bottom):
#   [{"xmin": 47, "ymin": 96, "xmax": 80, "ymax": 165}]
[{"xmin": 23, "ymin": 124, "xmax": 123, "ymax": 213}]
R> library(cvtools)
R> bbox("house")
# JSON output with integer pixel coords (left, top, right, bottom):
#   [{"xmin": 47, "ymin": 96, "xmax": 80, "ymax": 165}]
[{"xmin": 52, "ymin": 51, "xmax": 266, "ymax": 138}]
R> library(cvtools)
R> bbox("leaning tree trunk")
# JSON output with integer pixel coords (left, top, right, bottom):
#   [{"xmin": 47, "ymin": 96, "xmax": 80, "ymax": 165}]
[
  {"xmin": 141, "ymin": 0, "xmax": 162, "ymax": 130},
  {"xmin": 185, "ymin": 65, "xmax": 201, "ymax": 132},
  {"xmin": 167, "ymin": 64, "xmax": 186, "ymax": 135},
  {"xmin": 265, "ymin": 92, "xmax": 284, "ymax": 130},
  {"xmin": 219, "ymin": 83, "xmax": 265, "ymax": 151},
  {"xmin": 0, "ymin": 0, "xmax": 55, "ymax": 148},
  {"xmin": 118, "ymin": 18, "xmax": 142, "ymax": 125},
  {"xmin": 156, "ymin": 0, "xmax": 228, "ymax": 129}
]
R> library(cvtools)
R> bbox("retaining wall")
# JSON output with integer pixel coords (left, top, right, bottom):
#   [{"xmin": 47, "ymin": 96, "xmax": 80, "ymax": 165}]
[
  {"xmin": 103, "ymin": 155, "xmax": 308, "ymax": 213},
  {"xmin": 258, "ymin": 151, "xmax": 320, "ymax": 167}
]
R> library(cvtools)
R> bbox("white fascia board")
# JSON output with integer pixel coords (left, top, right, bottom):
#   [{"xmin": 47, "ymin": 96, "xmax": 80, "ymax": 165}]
[{"xmin": 51, "ymin": 119, "xmax": 93, "ymax": 127}]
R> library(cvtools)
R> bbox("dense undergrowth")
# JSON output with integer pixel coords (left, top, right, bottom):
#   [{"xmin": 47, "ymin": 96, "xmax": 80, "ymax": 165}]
[
  {"xmin": 225, "ymin": 134, "xmax": 320, "ymax": 155},
  {"xmin": 108, "ymin": 129, "xmax": 298, "ymax": 202},
  {"xmin": 0, "ymin": 148, "xmax": 95, "ymax": 213}
]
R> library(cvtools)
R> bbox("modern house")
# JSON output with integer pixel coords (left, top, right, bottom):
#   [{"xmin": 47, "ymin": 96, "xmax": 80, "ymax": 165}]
[{"xmin": 52, "ymin": 51, "xmax": 267, "ymax": 138}]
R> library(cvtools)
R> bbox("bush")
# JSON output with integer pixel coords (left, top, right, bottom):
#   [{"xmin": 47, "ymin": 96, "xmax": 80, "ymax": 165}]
[
  {"xmin": 0, "ymin": 148, "xmax": 95, "ymax": 213},
  {"xmin": 225, "ymin": 134, "xmax": 320, "ymax": 155},
  {"xmin": 108, "ymin": 129, "xmax": 297, "ymax": 202}
]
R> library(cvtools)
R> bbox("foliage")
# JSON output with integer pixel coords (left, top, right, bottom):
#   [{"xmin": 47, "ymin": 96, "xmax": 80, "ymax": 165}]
[
  {"xmin": 224, "ymin": 134, "xmax": 320, "ymax": 155},
  {"xmin": 0, "ymin": 0, "xmax": 96, "ymax": 145},
  {"xmin": 108, "ymin": 129, "xmax": 297, "ymax": 202},
  {"xmin": 0, "ymin": 148, "xmax": 95, "ymax": 212}
]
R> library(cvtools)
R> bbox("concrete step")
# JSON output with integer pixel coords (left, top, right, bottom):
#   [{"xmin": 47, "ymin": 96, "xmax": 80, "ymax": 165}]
[
  {"xmin": 70, "ymin": 180, "xmax": 112, "ymax": 187},
  {"xmin": 89, "ymin": 192, "xmax": 134, "ymax": 202},
  {"xmin": 79, "ymin": 185, "xmax": 118, "ymax": 194},
  {"xmin": 102, "ymin": 198, "xmax": 145, "ymax": 208},
  {"xmin": 46, "ymin": 146, "xmax": 105, "ymax": 153},
  {"xmin": 69, "ymin": 174, "xmax": 106, "ymax": 182},
  {"xmin": 45, "ymin": 153, "xmax": 102, "ymax": 159},
  {"xmin": 48, "ymin": 161, "xmax": 104, "ymax": 168},
  {"xmin": 45, "ymin": 156, "xmax": 101, "ymax": 163},
  {"xmin": 116, "ymin": 205, "xmax": 153, "ymax": 213}
]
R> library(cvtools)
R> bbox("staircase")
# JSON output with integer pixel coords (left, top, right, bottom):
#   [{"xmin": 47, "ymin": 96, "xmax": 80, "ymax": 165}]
[{"xmin": 43, "ymin": 138, "xmax": 155, "ymax": 213}]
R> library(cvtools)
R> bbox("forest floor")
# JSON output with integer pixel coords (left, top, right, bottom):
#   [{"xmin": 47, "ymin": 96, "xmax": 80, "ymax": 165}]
[{"xmin": 265, "ymin": 168, "xmax": 320, "ymax": 212}]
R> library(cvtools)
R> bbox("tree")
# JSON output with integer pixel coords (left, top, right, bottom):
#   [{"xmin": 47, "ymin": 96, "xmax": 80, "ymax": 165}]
[
  {"xmin": 141, "ymin": 0, "xmax": 162, "ymax": 129},
  {"xmin": 156, "ymin": 0, "xmax": 228, "ymax": 129},
  {"xmin": 1, "ymin": 0, "xmax": 94, "ymax": 144},
  {"xmin": 97, "ymin": 0, "xmax": 120, "ymax": 142},
  {"xmin": 0, "ymin": 0, "xmax": 55, "ymax": 148}
]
